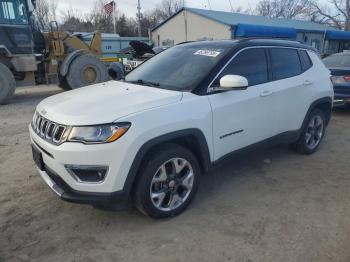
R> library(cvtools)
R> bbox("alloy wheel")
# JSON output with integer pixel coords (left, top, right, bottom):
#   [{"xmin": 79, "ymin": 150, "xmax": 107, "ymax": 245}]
[
  {"xmin": 150, "ymin": 158, "xmax": 194, "ymax": 212},
  {"xmin": 305, "ymin": 115, "xmax": 324, "ymax": 150}
]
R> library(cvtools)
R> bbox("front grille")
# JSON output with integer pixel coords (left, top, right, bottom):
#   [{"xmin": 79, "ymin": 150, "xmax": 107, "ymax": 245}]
[{"xmin": 31, "ymin": 112, "xmax": 67, "ymax": 145}]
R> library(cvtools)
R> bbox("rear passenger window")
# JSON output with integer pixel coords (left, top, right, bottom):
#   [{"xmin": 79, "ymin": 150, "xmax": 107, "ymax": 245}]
[
  {"xmin": 298, "ymin": 50, "xmax": 313, "ymax": 71},
  {"xmin": 270, "ymin": 48, "xmax": 302, "ymax": 81},
  {"xmin": 214, "ymin": 48, "xmax": 268, "ymax": 87}
]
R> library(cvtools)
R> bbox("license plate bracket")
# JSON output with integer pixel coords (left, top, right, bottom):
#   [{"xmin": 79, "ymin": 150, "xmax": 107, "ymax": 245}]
[{"xmin": 31, "ymin": 145, "xmax": 44, "ymax": 171}]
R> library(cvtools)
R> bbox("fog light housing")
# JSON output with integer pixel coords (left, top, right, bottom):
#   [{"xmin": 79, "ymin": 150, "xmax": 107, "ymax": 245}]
[{"xmin": 65, "ymin": 165, "xmax": 108, "ymax": 183}]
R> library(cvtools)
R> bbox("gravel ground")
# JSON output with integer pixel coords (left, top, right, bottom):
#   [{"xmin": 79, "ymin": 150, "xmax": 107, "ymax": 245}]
[{"xmin": 1, "ymin": 85, "xmax": 350, "ymax": 262}]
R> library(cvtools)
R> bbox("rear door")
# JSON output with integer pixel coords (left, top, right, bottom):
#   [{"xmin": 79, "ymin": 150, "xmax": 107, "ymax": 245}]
[
  {"xmin": 266, "ymin": 48, "xmax": 313, "ymax": 133},
  {"xmin": 208, "ymin": 48, "xmax": 277, "ymax": 161}
]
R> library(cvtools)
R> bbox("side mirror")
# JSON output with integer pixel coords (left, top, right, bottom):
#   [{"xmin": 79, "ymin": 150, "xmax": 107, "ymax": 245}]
[{"xmin": 219, "ymin": 75, "xmax": 248, "ymax": 90}]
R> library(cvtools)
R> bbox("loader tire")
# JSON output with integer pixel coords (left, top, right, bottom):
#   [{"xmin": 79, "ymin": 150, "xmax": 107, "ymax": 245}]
[
  {"xmin": 0, "ymin": 63, "xmax": 16, "ymax": 105},
  {"xmin": 58, "ymin": 78, "xmax": 71, "ymax": 91},
  {"xmin": 66, "ymin": 54, "xmax": 109, "ymax": 89}
]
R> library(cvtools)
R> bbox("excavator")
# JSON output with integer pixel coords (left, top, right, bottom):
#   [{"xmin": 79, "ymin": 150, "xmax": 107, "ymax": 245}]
[{"xmin": 0, "ymin": 0, "xmax": 109, "ymax": 104}]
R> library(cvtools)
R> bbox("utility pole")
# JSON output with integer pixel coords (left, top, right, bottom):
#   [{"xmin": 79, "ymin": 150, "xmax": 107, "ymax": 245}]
[
  {"xmin": 113, "ymin": 1, "xmax": 116, "ymax": 35},
  {"xmin": 137, "ymin": 0, "xmax": 142, "ymax": 37}
]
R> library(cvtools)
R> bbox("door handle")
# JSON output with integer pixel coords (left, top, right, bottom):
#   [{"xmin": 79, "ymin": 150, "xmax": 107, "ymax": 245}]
[
  {"xmin": 303, "ymin": 80, "xmax": 313, "ymax": 86},
  {"xmin": 260, "ymin": 90, "xmax": 273, "ymax": 97}
]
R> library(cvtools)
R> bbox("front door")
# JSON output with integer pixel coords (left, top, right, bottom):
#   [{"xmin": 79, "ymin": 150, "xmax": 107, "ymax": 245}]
[{"xmin": 208, "ymin": 48, "xmax": 276, "ymax": 161}]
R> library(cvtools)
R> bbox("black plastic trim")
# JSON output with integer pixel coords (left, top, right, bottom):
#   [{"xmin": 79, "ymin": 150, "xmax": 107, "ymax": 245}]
[
  {"xmin": 45, "ymin": 167, "xmax": 129, "ymax": 207},
  {"xmin": 122, "ymin": 128, "xmax": 211, "ymax": 196},
  {"xmin": 212, "ymin": 130, "xmax": 301, "ymax": 166}
]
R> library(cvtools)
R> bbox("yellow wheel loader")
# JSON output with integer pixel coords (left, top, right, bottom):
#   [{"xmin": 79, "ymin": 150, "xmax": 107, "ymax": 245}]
[{"xmin": 0, "ymin": 0, "xmax": 109, "ymax": 104}]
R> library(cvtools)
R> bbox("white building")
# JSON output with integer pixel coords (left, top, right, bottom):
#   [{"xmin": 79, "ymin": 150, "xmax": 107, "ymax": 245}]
[{"xmin": 151, "ymin": 7, "xmax": 350, "ymax": 55}]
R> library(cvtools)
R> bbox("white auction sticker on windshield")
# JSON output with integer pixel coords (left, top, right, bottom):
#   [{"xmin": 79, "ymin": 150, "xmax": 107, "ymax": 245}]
[{"xmin": 194, "ymin": 50, "xmax": 221, "ymax": 57}]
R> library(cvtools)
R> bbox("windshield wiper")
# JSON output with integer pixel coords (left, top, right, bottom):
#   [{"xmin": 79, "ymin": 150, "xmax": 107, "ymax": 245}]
[{"xmin": 129, "ymin": 79, "xmax": 160, "ymax": 87}]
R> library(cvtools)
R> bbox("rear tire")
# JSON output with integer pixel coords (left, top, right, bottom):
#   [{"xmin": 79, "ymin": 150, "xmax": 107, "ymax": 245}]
[
  {"xmin": 292, "ymin": 108, "xmax": 326, "ymax": 155},
  {"xmin": 66, "ymin": 54, "xmax": 109, "ymax": 89},
  {"xmin": 0, "ymin": 63, "xmax": 16, "ymax": 105},
  {"xmin": 133, "ymin": 144, "xmax": 201, "ymax": 219}
]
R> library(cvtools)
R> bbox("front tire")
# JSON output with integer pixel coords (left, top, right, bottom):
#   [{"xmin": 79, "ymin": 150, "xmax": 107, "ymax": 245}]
[
  {"xmin": 133, "ymin": 144, "xmax": 201, "ymax": 218},
  {"xmin": 292, "ymin": 108, "xmax": 326, "ymax": 154}
]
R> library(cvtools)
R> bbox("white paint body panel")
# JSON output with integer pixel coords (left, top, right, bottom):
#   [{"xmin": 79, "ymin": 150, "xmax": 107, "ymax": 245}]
[{"xmin": 29, "ymin": 47, "xmax": 333, "ymax": 195}]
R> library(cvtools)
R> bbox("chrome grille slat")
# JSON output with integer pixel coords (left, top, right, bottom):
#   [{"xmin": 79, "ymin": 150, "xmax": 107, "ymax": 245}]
[{"xmin": 31, "ymin": 112, "xmax": 67, "ymax": 145}]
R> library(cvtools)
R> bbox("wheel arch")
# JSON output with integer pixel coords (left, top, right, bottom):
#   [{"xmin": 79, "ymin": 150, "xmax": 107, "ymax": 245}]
[
  {"xmin": 59, "ymin": 49, "xmax": 88, "ymax": 77},
  {"xmin": 0, "ymin": 45, "xmax": 12, "ymax": 57},
  {"xmin": 306, "ymin": 97, "xmax": 333, "ymax": 126},
  {"xmin": 122, "ymin": 128, "xmax": 211, "ymax": 196}
]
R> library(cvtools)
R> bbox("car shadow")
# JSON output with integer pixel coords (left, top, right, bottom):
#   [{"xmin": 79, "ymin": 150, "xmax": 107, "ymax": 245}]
[{"xmin": 194, "ymin": 144, "xmax": 292, "ymax": 203}]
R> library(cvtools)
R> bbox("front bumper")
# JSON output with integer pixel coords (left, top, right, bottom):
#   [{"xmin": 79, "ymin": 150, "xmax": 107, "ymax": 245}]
[
  {"xmin": 37, "ymin": 165, "xmax": 129, "ymax": 208},
  {"xmin": 29, "ymin": 122, "xmax": 140, "ymax": 209}
]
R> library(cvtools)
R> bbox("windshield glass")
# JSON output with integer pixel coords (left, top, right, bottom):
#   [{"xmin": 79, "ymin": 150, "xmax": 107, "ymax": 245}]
[
  {"xmin": 125, "ymin": 43, "xmax": 231, "ymax": 91},
  {"xmin": 0, "ymin": 0, "xmax": 28, "ymax": 25},
  {"xmin": 323, "ymin": 53, "xmax": 350, "ymax": 67}
]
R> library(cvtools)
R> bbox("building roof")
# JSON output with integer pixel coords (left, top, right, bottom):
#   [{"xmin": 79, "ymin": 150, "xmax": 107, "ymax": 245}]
[{"xmin": 152, "ymin": 7, "xmax": 339, "ymax": 33}]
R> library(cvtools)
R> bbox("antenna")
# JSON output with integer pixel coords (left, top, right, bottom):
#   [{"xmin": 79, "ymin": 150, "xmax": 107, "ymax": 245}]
[{"xmin": 137, "ymin": 0, "xmax": 141, "ymax": 37}]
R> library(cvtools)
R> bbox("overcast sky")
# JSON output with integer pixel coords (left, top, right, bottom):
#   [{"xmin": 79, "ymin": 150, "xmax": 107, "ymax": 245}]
[{"xmin": 57, "ymin": 0, "xmax": 261, "ymax": 18}]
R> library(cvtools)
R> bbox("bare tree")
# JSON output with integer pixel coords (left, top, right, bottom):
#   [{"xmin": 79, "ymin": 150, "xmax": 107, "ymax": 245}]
[
  {"xmin": 48, "ymin": 0, "xmax": 58, "ymax": 21},
  {"xmin": 34, "ymin": 0, "xmax": 50, "ymax": 30},
  {"xmin": 255, "ymin": 0, "xmax": 312, "ymax": 19},
  {"xmin": 310, "ymin": 0, "xmax": 350, "ymax": 30},
  {"xmin": 88, "ymin": 0, "xmax": 114, "ymax": 33}
]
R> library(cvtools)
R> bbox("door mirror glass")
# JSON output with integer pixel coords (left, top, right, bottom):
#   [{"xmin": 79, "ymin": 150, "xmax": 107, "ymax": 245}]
[{"xmin": 219, "ymin": 75, "xmax": 248, "ymax": 90}]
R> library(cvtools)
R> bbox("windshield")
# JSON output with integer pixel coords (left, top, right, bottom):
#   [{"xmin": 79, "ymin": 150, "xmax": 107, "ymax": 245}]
[
  {"xmin": 323, "ymin": 54, "xmax": 350, "ymax": 68},
  {"xmin": 0, "ymin": 0, "xmax": 28, "ymax": 25},
  {"xmin": 125, "ymin": 44, "xmax": 231, "ymax": 92}
]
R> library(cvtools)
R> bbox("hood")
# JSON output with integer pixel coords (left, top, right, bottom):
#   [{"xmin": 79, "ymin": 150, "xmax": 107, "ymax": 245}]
[{"xmin": 37, "ymin": 81, "xmax": 183, "ymax": 125}]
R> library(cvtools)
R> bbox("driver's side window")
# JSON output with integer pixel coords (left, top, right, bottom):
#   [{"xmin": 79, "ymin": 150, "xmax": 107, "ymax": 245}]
[{"xmin": 212, "ymin": 48, "xmax": 269, "ymax": 87}]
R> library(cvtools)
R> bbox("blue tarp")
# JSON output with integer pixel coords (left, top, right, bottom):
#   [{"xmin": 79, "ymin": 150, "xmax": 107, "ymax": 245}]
[
  {"xmin": 325, "ymin": 30, "xmax": 350, "ymax": 40},
  {"xmin": 234, "ymin": 23, "xmax": 297, "ymax": 39}
]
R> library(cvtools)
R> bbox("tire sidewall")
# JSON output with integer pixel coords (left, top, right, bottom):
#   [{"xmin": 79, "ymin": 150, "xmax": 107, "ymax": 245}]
[
  {"xmin": 300, "ymin": 109, "xmax": 326, "ymax": 154},
  {"xmin": 0, "ymin": 63, "xmax": 16, "ymax": 104},
  {"xmin": 66, "ymin": 55, "xmax": 109, "ymax": 89},
  {"xmin": 135, "ymin": 145, "xmax": 201, "ymax": 218}
]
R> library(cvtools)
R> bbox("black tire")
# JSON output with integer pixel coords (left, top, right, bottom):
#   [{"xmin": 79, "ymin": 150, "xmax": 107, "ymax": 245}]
[
  {"xmin": 0, "ymin": 63, "xmax": 16, "ymax": 105},
  {"xmin": 133, "ymin": 143, "xmax": 201, "ymax": 219},
  {"xmin": 108, "ymin": 62, "xmax": 125, "ymax": 80},
  {"xmin": 58, "ymin": 77, "xmax": 71, "ymax": 91},
  {"xmin": 66, "ymin": 54, "xmax": 109, "ymax": 89},
  {"xmin": 292, "ymin": 108, "xmax": 326, "ymax": 155}
]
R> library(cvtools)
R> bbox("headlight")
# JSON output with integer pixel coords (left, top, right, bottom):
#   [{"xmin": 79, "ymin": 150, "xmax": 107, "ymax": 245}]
[{"xmin": 66, "ymin": 123, "xmax": 131, "ymax": 144}]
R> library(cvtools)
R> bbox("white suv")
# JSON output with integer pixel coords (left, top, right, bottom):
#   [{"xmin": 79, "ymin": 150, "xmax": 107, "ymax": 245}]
[{"xmin": 30, "ymin": 39, "xmax": 333, "ymax": 218}]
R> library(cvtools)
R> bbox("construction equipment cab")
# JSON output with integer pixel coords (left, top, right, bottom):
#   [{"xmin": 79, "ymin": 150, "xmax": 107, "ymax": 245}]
[{"xmin": 0, "ymin": 0, "xmax": 109, "ymax": 105}]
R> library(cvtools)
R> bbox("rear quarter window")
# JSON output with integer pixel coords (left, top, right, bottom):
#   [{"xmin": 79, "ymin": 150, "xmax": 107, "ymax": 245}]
[
  {"xmin": 270, "ymin": 48, "xmax": 302, "ymax": 81},
  {"xmin": 298, "ymin": 50, "xmax": 313, "ymax": 71}
]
